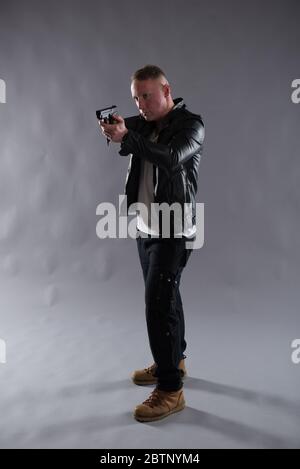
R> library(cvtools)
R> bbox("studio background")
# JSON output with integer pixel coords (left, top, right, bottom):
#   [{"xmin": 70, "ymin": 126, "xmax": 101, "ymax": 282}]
[{"xmin": 0, "ymin": 0, "xmax": 299, "ymax": 449}]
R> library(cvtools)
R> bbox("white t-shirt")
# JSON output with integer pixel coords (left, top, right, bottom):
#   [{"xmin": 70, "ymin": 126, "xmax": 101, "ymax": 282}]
[{"xmin": 136, "ymin": 129, "xmax": 196, "ymax": 238}]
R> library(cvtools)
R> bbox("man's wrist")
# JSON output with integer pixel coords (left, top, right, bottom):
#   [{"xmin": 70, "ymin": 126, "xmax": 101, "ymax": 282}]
[{"xmin": 121, "ymin": 129, "xmax": 129, "ymax": 143}]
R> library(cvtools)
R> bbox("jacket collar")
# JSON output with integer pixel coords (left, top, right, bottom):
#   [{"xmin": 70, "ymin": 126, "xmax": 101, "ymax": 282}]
[
  {"xmin": 172, "ymin": 97, "xmax": 186, "ymax": 111},
  {"xmin": 156, "ymin": 97, "xmax": 185, "ymax": 130}
]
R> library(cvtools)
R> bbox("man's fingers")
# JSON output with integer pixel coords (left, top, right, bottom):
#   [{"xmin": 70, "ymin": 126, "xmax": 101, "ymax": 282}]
[
  {"xmin": 99, "ymin": 122, "xmax": 109, "ymax": 135},
  {"xmin": 98, "ymin": 119, "xmax": 108, "ymax": 128},
  {"xmin": 102, "ymin": 129, "xmax": 111, "ymax": 138},
  {"xmin": 112, "ymin": 114, "xmax": 122, "ymax": 122}
]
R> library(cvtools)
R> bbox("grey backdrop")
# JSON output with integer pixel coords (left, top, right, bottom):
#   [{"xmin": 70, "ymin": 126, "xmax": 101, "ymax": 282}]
[{"xmin": 0, "ymin": 0, "xmax": 300, "ymax": 449}]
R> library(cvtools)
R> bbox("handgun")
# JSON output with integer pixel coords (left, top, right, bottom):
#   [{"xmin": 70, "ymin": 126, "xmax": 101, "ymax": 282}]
[{"xmin": 96, "ymin": 105, "xmax": 117, "ymax": 146}]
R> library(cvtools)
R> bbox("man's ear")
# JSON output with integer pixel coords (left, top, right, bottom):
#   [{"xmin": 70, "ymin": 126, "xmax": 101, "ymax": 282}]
[{"xmin": 164, "ymin": 84, "xmax": 170, "ymax": 97}]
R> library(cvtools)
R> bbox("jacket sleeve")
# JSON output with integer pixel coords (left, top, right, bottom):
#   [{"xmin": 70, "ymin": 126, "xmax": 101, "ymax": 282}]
[
  {"xmin": 119, "ymin": 117, "xmax": 204, "ymax": 174},
  {"xmin": 123, "ymin": 115, "xmax": 141, "ymax": 131}
]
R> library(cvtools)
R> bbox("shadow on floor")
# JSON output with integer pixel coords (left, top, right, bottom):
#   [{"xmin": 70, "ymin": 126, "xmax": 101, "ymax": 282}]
[
  {"xmin": 184, "ymin": 376, "xmax": 300, "ymax": 418},
  {"xmin": 140, "ymin": 406, "xmax": 298, "ymax": 448}
]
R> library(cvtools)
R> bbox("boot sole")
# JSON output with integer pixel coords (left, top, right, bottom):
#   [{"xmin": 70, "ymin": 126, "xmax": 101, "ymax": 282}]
[{"xmin": 134, "ymin": 401, "xmax": 186, "ymax": 422}]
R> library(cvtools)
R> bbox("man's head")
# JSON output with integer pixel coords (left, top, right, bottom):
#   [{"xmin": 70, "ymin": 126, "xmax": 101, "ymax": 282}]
[{"xmin": 130, "ymin": 65, "xmax": 174, "ymax": 122}]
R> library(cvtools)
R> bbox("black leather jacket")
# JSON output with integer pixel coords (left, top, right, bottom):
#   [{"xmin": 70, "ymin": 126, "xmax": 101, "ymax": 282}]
[{"xmin": 119, "ymin": 97, "xmax": 205, "ymax": 235}]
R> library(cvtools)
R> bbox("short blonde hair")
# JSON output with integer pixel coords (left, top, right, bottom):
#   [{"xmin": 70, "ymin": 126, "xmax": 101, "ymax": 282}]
[{"xmin": 131, "ymin": 64, "xmax": 167, "ymax": 83}]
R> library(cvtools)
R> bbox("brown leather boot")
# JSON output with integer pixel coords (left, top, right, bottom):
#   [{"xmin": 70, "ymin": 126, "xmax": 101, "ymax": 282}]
[
  {"xmin": 134, "ymin": 386, "xmax": 186, "ymax": 422},
  {"xmin": 131, "ymin": 358, "xmax": 187, "ymax": 386}
]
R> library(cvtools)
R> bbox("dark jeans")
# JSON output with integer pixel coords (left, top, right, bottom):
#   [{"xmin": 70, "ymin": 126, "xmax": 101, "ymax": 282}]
[{"xmin": 136, "ymin": 231, "xmax": 193, "ymax": 391}]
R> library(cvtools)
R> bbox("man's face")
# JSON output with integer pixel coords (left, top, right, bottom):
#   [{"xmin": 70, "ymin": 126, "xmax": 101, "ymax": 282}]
[{"xmin": 131, "ymin": 78, "xmax": 169, "ymax": 121}]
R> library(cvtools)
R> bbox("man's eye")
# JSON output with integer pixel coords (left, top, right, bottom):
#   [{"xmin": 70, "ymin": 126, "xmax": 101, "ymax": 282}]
[{"xmin": 133, "ymin": 94, "xmax": 150, "ymax": 101}]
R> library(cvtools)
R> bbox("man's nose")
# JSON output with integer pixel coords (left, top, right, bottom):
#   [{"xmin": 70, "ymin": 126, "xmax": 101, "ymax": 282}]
[{"xmin": 137, "ymin": 98, "xmax": 146, "ymax": 111}]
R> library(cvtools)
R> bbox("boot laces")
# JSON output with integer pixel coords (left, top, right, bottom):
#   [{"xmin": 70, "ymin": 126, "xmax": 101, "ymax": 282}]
[
  {"xmin": 144, "ymin": 363, "xmax": 157, "ymax": 375},
  {"xmin": 142, "ymin": 388, "xmax": 165, "ymax": 408}
]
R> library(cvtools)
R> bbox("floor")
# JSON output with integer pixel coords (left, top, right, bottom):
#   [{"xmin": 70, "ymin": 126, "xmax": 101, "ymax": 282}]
[{"xmin": 0, "ymin": 266, "xmax": 299, "ymax": 449}]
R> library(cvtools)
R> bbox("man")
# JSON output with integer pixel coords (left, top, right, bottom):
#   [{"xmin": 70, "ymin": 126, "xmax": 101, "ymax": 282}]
[{"xmin": 99, "ymin": 65, "xmax": 204, "ymax": 422}]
